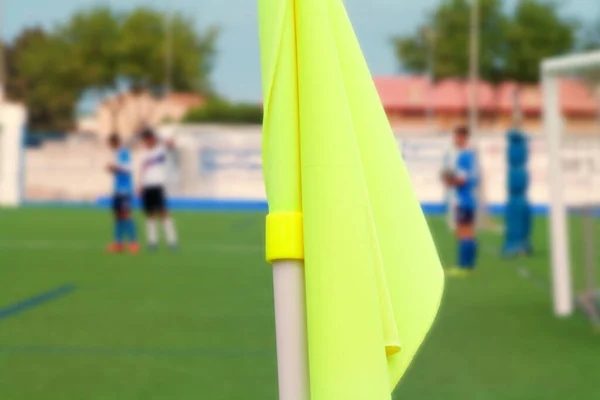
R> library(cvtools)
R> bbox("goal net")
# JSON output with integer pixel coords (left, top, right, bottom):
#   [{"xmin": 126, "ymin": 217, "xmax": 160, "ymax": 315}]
[{"xmin": 542, "ymin": 51, "xmax": 600, "ymax": 320}]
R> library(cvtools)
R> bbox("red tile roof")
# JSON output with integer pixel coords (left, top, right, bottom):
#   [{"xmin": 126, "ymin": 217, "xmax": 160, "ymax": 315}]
[
  {"xmin": 559, "ymin": 79, "xmax": 596, "ymax": 115},
  {"xmin": 165, "ymin": 93, "xmax": 206, "ymax": 108},
  {"xmin": 373, "ymin": 76, "xmax": 596, "ymax": 116},
  {"xmin": 373, "ymin": 76, "xmax": 428, "ymax": 111}
]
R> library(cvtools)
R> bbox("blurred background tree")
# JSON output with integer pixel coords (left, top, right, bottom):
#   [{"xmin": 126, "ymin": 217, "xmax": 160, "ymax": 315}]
[
  {"xmin": 6, "ymin": 28, "xmax": 84, "ymax": 131},
  {"xmin": 503, "ymin": 0, "xmax": 576, "ymax": 83},
  {"xmin": 5, "ymin": 6, "xmax": 219, "ymax": 132},
  {"xmin": 56, "ymin": 7, "xmax": 122, "ymax": 97},
  {"xmin": 118, "ymin": 7, "xmax": 218, "ymax": 94},
  {"xmin": 184, "ymin": 98, "xmax": 263, "ymax": 125},
  {"xmin": 393, "ymin": 0, "xmax": 507, "ymax": 83},
  {"xmin": 392, "ymin": 0, "xmax": 577, "ymax": 84}
]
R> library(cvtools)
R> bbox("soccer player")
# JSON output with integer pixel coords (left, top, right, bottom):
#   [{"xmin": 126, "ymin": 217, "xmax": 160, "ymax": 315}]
[
  {"xmin": 106, "ymin": 133, "xmax": 140, "ymax": 254},
  {"xmin": 442, "ymin": 146, "xmax": 457, "ymax": 231},
  {"xmin": 139, "ymin": 128, "xmax": 179, "ymax": 250},
  {"xmin": 442, "ymin": 125, "xmax": 479, "ymax": 276}
]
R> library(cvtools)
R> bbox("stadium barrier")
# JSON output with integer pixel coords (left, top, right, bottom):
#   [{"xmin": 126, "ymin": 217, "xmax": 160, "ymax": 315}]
[
  {"xmin": 21, "ymin": 124, "xmax": 600, "ymax": 213},
  {"xmin": 0, "ymin": 103, "xmax": 27, "ymax": 207}
]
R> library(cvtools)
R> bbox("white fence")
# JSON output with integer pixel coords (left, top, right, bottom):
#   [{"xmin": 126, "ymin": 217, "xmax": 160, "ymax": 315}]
[
  {"xmin": 23, "ymin": 124, "xmax": 600, "ymax": 207},
  {"xmin": 0, "ymin": 103, "xmax": 27, "ymax": 206}
]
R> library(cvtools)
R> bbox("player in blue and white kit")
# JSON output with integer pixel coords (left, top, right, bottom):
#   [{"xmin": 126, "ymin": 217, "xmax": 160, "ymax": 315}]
[
  {"xmin": 442, "ymin": 126, "xmax": 479, "ymax": 276},
  {"xmin": 106, "ymin": 134, "xmax": 140, "ymax": 254},
  {"xmin": 139, "ymin": 128, "xmax": 179, "ymax": 250}
]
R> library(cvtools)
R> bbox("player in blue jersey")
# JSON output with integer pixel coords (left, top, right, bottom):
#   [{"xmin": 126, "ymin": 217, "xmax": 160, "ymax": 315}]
[
  {"xmin": 106, "ymin": 133, "xmax": 140, "ymax": 254},
  {"xmin": 442, "ymin": 126, "xmax": 479, "ymax": 276}
]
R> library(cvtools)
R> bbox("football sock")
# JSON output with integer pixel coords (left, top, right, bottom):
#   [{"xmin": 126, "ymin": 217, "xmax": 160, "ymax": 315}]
[
  {"xmin": 163, "ymin": 217, "xmax": 178, "ymax": 246},
  {"xmin": 458, "ymin": 239, "xmax": 477, "ymax": 269},
  {"xmin": 114, "ymin": 220, "xmax": 126, "ymax": 244},
  {"xmin": 147, "ymin": 219, "xmax": 158, "ymax": 246},
  {"xmin": 124, "ymin": 219, "xmax": 137, "ymax": 242}
]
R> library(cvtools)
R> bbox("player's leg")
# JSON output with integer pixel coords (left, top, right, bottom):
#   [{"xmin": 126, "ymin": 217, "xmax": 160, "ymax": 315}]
[
  {"xmin": 108, "ymin": 195, "xmax": 126, "ymax": 253},
  {"xmin": 142, "ymin": 188, "xmax": 160, "ymax": 250},
  {"xmin": 448, "ymin": 207, "xmax": 478, "ymax": 276},
  {"xmin": 457, "ymin": 208, "xmax": 478, "ymax": 270},
  {"xmin": 161, "ymin": 211, "xmax": 179, "ymax": 249},
  {"xmin": 146, "ymin": 215, "xmax": 159, "ymax": 250},
  {"xmin": 158, "ymin": 188, "xmax": 178, "ymax": 249},
  {"xmin": 122, "ymin": 195, "xmax": 140, "ymax": 254}
]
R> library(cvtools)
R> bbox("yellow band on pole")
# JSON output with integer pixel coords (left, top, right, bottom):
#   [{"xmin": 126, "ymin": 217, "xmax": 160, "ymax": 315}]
[{"xmin": 266, "ymin": 212, "xmax": 304, "ymax": 263}]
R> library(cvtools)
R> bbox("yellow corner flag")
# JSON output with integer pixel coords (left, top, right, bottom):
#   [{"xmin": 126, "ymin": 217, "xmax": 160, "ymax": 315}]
[{"xmin": 259, "ymin": 0, "xmax": 444, "ymax": 398}]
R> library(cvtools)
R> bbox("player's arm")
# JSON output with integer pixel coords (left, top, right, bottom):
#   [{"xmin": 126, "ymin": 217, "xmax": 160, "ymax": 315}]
[
  {"xmin": 441, "ymin": 169, "xmax": 455, "ymax": 186},
  {"xmin": 452, "ymin": 152, "xmax": 478, "ymax": 188},
  {"xmin": 452, "ymin": 172, "xmax": 468, "ymax": 187},
  {"xmin": 441, "ymin": 149, "xmax": 462, "ymax": 187},
  {"xmin": 441, "ymin": 171, "xmax": 465, "ymax": 187},
  {"xmin": 440, "ymin": 162, "xmax": 465, "ymax": 187},
  {"xmin": 137, "ymin": 155, "xmax": 148, "ymax": 195},
  {"xmin": 107, "ymin": 150, "xmax": 132, "ymax": 174}
]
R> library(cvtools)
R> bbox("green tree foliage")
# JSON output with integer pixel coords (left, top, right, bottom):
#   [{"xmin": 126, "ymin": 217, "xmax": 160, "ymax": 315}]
[
  {"xmin": 53, "ymin": 7, "xmax": 124, "ymax": 132},
  {"xmin": 119, "ymin": 8, "xmax": 218, "ymax": 93},
  {"xmin": 394, "ymin": 0, "xmax": 507, "ymax": 83},
  {"xmin": 56, "ymin": 7, "xmax": 122, "ymax": 92},
  {"xmin": 6, "ymin": 28, "xmax": 83, "ymax": 131},
  {"xmin": 504, "ymin": 0, "xmax": 576, "ymax": 83},
  {"xmin": 5, "ymin": 6, "xmax": 219, "ymax": 131},
  {"xmin": 183, "ymin": 99, "xmax": 263, "ymax": 125},
  {"xmin": 392, "ymin": 0, "xmax": 577, "ymax": 83}
]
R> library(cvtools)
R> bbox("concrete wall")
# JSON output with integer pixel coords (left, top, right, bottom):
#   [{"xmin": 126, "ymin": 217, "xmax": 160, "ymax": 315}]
[
  {"xmin": 22, "ymin": 124, "xmax": 600, "ymax": 208},
  {"xmin": 0, "ymin": 103, "xmax": 26, "ymax": 206}
]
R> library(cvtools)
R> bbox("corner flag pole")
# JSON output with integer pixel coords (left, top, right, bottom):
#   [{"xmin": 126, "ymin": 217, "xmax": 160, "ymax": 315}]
[
  {"xmin": 260, "ymin": 0, "xmax": 310, "ymax": 395},
  {"xmin": 272, "ymin": 259, "xmax": 310, "ymax": 400}
]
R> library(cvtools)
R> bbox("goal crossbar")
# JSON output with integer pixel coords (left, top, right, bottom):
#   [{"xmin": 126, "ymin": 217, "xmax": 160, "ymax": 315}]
[{"xmin": 543, "ymin": 51, "xmax": 600, "ymax": 75}]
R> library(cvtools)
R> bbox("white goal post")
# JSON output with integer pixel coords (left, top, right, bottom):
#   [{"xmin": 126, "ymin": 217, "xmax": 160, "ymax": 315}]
[{"xmin": 542, "ymin": 51, "xmax": 600, "ymax": 317}]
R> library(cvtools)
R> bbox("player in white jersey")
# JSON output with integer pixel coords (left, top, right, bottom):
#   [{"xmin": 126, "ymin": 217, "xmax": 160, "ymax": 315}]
[{"xmin": 139, "ymin": 128, "xmax": 179, "ymax": 250}]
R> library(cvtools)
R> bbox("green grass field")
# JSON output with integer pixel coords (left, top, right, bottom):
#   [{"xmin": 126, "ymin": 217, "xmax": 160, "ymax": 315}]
[{"xmin": 0, "ymin": 208, "xmax": 599, "ymax": 399}]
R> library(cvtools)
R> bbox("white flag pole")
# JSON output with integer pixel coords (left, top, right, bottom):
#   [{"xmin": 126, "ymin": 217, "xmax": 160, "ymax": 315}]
[{"xmin": 272, "ymin": 259, "xmax": 310, "ymax": 400}]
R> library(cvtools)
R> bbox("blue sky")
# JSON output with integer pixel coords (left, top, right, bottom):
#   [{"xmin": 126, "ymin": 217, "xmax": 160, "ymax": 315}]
[{"xmin": 3, "ymin": 0, "xmax": 596, "ymax": 101}]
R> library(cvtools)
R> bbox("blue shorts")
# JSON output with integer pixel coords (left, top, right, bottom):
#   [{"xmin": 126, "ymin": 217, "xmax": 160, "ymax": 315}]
[{"xmin": 456, "ymin": 207, "xmax": 475, "ymax": 225}]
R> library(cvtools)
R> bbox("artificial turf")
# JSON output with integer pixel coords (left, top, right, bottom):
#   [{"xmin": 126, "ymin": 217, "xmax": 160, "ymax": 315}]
[{"xmin": 0, "ymin": 208, "xmax": 598, "ymax": 399}]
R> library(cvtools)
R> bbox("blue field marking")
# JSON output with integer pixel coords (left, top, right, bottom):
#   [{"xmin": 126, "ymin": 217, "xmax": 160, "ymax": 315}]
[{"xmin": 0, "ymin": 284, "xmax": 76, "ymax": 320}]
